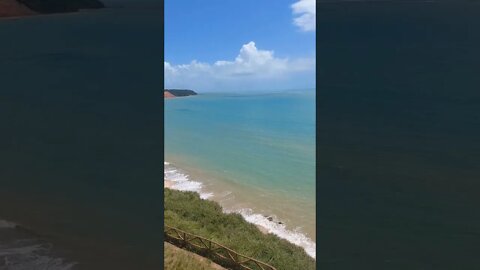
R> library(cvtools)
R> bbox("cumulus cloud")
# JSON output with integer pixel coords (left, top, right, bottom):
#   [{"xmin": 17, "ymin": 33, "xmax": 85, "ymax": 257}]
[
  {"xmin": 165, "ymin": 41, "xmax": 314, "ymax": 91},
  {"xmin": 291, "ymin": 0, "xmax": 316, "ymax": 32}
]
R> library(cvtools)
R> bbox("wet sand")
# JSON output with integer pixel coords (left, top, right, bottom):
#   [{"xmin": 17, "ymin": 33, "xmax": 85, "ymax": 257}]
[
  {"xmin": 164, "ymin": 177, "xmax": 278, "ymax": 236},
  {"xmin": 256, "ymin": 225, "xmax": 269, "ymax": 234},
  {"xmin": 164, "ymin": 179, "xmax": 174, "ymax": 188}
]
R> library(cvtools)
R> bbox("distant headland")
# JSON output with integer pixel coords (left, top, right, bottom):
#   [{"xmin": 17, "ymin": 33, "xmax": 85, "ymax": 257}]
[
  {"xmin": 0, "ymin": 0, "xmax": 104, "ymax": 18},
  {"xmin": 164, "ymin": 89, "xmax": 197, "ymax": 98}
]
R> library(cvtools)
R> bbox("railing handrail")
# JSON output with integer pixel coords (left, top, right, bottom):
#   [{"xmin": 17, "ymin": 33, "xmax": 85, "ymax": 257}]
[{"xmin": 164, "ymin": 225, "xmax": 277, "ymax": 270}]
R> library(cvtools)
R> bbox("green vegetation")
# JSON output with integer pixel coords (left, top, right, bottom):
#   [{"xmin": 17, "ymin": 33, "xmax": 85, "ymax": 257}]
[
  {"xmin": 17, "ymin": 0, "xmax": 104, "ymax": 13},
  {"xmin": 165, "ymin": 242, "xmax": 222, "ymax": 270},
  {"xmin": 164, "ymin": 188, "xmax": 315, "ymax": 270}
]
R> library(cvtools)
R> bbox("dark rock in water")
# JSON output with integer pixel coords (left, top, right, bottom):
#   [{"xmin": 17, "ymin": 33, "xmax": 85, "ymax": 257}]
[
  {"xmin": 278, "ymin": 222, "xmax": 283, "ymax": 225},
  {"xmin": 267, "ymin": 217, "xmax": 273, "ymax": 222},
  {"xmin": 16, "ymin": 0, "xmax": 104, "ymax": 13},
  {"xmin": 165, "ymin": 89, "xmax": 197, "ymax": 97}
]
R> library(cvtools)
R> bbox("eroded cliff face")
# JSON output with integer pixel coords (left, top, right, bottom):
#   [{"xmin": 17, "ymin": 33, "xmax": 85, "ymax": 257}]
[
  {"xmin": 164, "ymin": 91, "xmax": 176, "ymax": 98},
  {"xmin": 1, "ymin": 0, "xmax": 104, "ymax": 18},
  {"xmin": 18, "ymin": 0, "xmax": 103, "ymax": 14},
  {"xmin": 0, "ymin": 0, "xmax": 36, "ymax": 17}
]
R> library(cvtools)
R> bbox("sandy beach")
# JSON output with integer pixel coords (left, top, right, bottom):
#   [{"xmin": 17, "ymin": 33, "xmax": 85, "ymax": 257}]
[
  {"xmin": 164, "ymin": 179, "xmax": 174, "ymax": 188},
  {"xmin": 164, "ymin": 177, "xmax": 270, "ymax": 235}
]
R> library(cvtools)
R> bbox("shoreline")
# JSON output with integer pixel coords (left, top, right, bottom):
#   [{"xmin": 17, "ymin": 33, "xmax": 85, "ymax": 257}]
[
  {"xmin": 164, "ymin": 181, "xmax": 269, "ymax": 235},
  {"xmin": 0, "ymin": 196, "xmax": 162, "ymax": 269},
  {"xmin": 164, "ymin": 179, "xmax": 174, "ymax": 188},
  {"xmin": 165, "ymin": 185, "xmax": 269, "ymax": 236},
  {"xmin": 164, "ymin": 161, "xmax": 316, "ymax": 259},
  {"xmin": 0, "ymin": 217, "xmax": 77, "ymax": 269}
]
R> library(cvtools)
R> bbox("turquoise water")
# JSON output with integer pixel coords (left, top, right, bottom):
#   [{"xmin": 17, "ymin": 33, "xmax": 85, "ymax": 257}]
[{"xmin": 164, "ymin": 89, "xmax": 316, "ymax": 257}]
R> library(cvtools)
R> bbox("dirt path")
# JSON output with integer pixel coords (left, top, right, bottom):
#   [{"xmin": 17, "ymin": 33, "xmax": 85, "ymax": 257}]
[{"xmin": 164, "ymin": 242, "xmax": 226, "ymax": 270}]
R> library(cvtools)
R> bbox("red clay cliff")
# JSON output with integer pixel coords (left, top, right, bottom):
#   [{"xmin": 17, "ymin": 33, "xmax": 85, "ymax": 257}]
[{"xmin": 0, "ymin": 0, "xmax": 36, "ymax": 18}]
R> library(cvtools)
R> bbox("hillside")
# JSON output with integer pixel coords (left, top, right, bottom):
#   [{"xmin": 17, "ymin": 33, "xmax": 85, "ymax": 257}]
[
  {"xmin": 164, "ymin": 89, "xmax": 197, "ymax": 97},
  {"xmin": 164, "ymin": 188, "xmax": 315, "ymax": 270},
  {"xmin": 164, "ymin": 242, "xmax": 225, "ymax": 270},
  {"xmin": 0, "ymin": 0, "xmax": 35, "ymax": 17},
  {"xmin": 1, "ymin": 0, "xmax": 104, "ymax": 17}
]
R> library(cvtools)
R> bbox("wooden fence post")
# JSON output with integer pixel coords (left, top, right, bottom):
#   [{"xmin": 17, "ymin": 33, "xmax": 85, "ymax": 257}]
[{"xmin": 183, "ymin": 232, "xmax": 187, "ymax": 247}]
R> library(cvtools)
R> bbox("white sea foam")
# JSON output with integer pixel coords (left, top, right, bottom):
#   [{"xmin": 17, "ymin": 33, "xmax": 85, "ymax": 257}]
[
  {"xmin": 163, "ymin": 162, "xmax": 316, "ymax": 259},
  {"xmin": 234, "ymin": 208, "xmax": 316, "ymax": 259},
  {"xmin": 0, "ymin": 240, "xmax": 76, "ymax": 270},
  {"xmin": 164, "ymin": 162, "xmax": 213, "ymax": 199},
  {"xmin": 0, "ymin": 218, "xmax": 77, "ymax": 269},
  {"xmin": 0, "ymin": 219, "xmax": 16, "ymax": 229}
]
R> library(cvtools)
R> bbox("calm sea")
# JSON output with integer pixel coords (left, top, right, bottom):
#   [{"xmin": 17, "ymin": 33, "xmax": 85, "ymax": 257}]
[
  {"xmin": 318, "ymin": 2, "xmax": 480, "ymax": 269},
  {"xmin": 164, "ymin": 90, "xmax": 316, "ymax": 257},
  {"xmin": 0, "ymin": 8, "xmax": 162, "ymax": 269}
]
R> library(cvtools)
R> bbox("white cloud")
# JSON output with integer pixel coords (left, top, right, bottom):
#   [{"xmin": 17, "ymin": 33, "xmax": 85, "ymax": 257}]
[
  {"xmin": 165, "ymin": 41, "xmax": 314, "ymax": 92},
  {"xmin": 291, "ymin": 0, "xmax": 316, "ymax": 32}
]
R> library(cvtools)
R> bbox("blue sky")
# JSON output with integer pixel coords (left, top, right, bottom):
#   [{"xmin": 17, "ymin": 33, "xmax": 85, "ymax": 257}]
[{"xmin": 165, "ymin": 0, "xmax": 316, "ymax": 92}]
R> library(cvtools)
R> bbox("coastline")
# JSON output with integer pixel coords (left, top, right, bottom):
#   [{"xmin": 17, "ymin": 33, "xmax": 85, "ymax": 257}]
[
  {"xmin": 0, "ymin": 0, "xmax": 105, "ymax": 20},
  {"xmin": 164, "ymin": 161, "xmax": 316, "ymax": 259},
  {"xmin": 163, "ymin": 182, "xmax": 269, "ymax": 234},
  {"xmin": 164, "ymin": 89, "xmax": 197, "ymax": 99},
  {"xmin": 164, "ymin": 181, "xmax": 268, "ymax": 235},
  {"xmin": 0, "ymin": 189, "xmax": 162, "ymax": 269},
  {"xmin": 164, "ymin": 90, "xmax": 176, "ymax": 99},
  {"xmin": 0, "ymin": 9, "xmax": 106, "ymax": 21},
  {"xmin": 0, "ymin": 217, "xmax": 77, "ymax": 269},
  {"xmin": 0, "ymin": 0, "xmax": 36, "ymax": 18},
  {"xmin": 164, "ymin": 179, "xmax": 174, "ymax": 188}
]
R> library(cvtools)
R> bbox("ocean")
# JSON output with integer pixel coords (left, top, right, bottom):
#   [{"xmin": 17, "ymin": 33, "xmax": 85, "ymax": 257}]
[
  {"xmin": 0, "ymin": 8, "xmax": 163, "ymax": 269},
  {"xmin": 164, "ymin": 90, "xmax": 316, "ymax": 258},
  {"xmin": 317, "ymin": 2, "xmax": 480, "ymax": 269}
]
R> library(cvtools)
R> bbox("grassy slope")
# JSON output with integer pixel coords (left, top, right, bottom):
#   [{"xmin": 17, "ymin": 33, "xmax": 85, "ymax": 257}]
[
  {"xmin": 165, "ymin": 242, "xmax": 223, "ymax": 270},
  {"xmin": 164, "ymin": 189, "xmax": 315, "ymax": 270}
]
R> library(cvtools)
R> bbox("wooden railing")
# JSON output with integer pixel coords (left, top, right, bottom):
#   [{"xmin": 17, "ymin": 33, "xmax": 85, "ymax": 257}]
[{"xmin": 164, "ymin": 225, "xmax": 277, "ymax": 270}]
